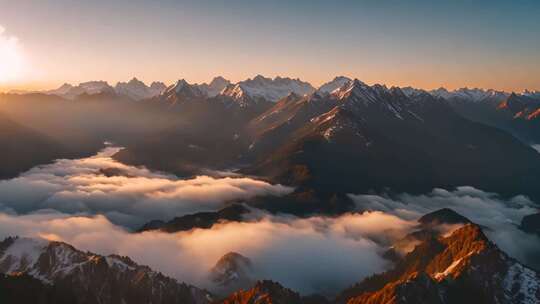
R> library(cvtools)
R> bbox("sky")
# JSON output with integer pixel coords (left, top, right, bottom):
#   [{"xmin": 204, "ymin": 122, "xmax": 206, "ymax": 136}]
[{"xmin": 0, "ymin": 0, "xmax": 539, "ymax": 92}]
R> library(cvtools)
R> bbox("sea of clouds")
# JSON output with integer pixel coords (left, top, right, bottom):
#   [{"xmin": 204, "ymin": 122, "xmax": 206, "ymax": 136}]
[
  {"xmin": 0, "ymin": 147, "xmax": 293, "ymax": 228},
  {"xmin": 0, "ymin": 147, "xmax": 538, "ymax": 295},
  {"xmin": 0, "ymin": 210, "xmax": 415, "ymax": 295}
]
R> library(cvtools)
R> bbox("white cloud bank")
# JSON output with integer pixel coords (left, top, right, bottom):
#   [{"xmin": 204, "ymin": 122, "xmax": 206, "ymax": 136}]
[
  {"xmin": 0, "ymin": 210, "xmax": 415, "ymax": 295},
  {"xmin": 0, "ymin": 147, "xmax": 293, "ymax": 228},
  {"xmin": 349, "ymin": 186, "xmax": 540, "ymax": 269}
]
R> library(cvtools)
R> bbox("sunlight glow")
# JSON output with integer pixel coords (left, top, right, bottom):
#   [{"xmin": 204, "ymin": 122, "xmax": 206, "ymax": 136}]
[{"xmin": 0, "ymin": 26, "xmax": 24, "ymax": 83}]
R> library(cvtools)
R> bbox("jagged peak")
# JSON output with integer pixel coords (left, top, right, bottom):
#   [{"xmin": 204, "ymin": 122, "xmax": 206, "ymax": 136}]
[
  {"xmin": 332, "ymin": 75, "xmax": 351, "ymax": 81},
  {"xmin": 150, "ymin": 81, "xmax": 166, "ymax": 88},
  {"xmin": 318, "ymin": 76, "xmax": 352, "ymax": 94},
  {"xmin": 209, "ymin": 76, "xmax": 230, "ymax": 86},
  {"xmin": 418, "ymin": 208, "xmax": 471, "ymax": 228},
  {"xmin": 332, "ymin": 78, "xmax": 368, "ymax": 99},
  {"xmin": 58, "ymin": 83, "xmax": 73, "ymax": 89},
  {"xmin": 174, "ymin": 78, "xmax": 190, "ymax": 89},
  {"xmin": 128, "ymin": 77, "xmax": 143, "ymax": 83},
  {"xmin": 213, "ymin": 252, "xmax": 252, "ymax": 271}
]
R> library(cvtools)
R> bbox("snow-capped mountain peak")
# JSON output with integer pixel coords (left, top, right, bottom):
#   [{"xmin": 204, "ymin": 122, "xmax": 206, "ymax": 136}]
[
  {"xmin": 46, "ymin": 81, "xmax": 115, "ymax": 99},
  {"xmin": 221, "ymin": 75, "xmax": 315, "ymax": 102},
  {"xmin": 332, "ymin": 78, "xmax": 371, "ymax": 100},
  {"xmin": 162, "ymin": 79, "xmax": 207, "ymax": 104},
  {"xmin": 0, "ymin": 236, "xmax": 212, "ymax": 304},
  {"xmin": 173, "ymin": 79, "xmax": 190, "ymax": 93},
  {"xmin": 318, "ymin": 76, "xmax": 352, "ymax": 94},
  {"xmin": 197, "ymin": 76, "xmax": 231, "ymax": 97},
  {"xmin": 430, "ymin": 87, "xmax": 509, "ymax": 102},
  {"xmin": 115, "ymin": 77, "xmax": 165, "ymax": 100}
]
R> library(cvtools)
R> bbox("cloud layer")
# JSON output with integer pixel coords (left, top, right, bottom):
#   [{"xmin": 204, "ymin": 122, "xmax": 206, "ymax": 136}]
[
  {"xmin": 0, "ymin": 210, "xmax": 416, "ymax": 295},
  {"xmin": 349, "ymin": 186, "xmax": 540, "ymax": 269},
  {"xmin": 0, "ymin": 147, "xmax": 293, "ymax": 228},
  {"xmin": 1, "ymin": 147, "xmax": 539, "ymax": 295}
]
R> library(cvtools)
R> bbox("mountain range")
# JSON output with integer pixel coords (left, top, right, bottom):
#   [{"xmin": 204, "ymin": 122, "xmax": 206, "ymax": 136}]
[
  {"xmin": 0, "ymin": 237, "xmax": 211, "ymax": 304},
  {"xmin": 2, "ymin": 75, "xmax": 540, "ymax": 204},
  {"xmin": 3, "ymin": 209, "xmax": 537, "ymax": 303},
  {"xmin": 1, "ymin": 75, "xmax": 540, "ymax": 303}
]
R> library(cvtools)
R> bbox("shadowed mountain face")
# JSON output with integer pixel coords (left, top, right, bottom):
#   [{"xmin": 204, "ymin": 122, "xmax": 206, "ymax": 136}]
[
  {"xmin": 246, "ymin": 81, "xmax": 540, "ymax": 201},
  {"xmin": 209, "ymin": 252, "xmax": 255, "ymax": 296},
  {"xmin": 0, "ymin": 273, "xmax": 77, "ymax": 304},
  {"xmin": 0, "ymin": 92, "xmax": 184, "ymax": 178},
  {"xmin": 137, "ymin": 204, "xmax": 249, "ymax": 233},
  {"xmin": 445, "ymin": 91, "xmax": 540, "ymax": 144},
  {"xmin": 418, "ymin": 208, "xmax": 471, "ymax": 228},
  {"xmin": 0, "ymin": 111, "xmax": 69, "ymax": 178},
  {"xmin": 520, "ymin": 213, "xmax": 540, "ymax": 236}
]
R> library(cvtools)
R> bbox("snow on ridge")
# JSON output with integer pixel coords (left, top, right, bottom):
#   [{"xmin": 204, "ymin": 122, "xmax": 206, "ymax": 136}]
[
  {"xmin": 222, "ymin": 75, "xmax": 315, "ymax": 102},
  {"xmin": 318, "ymin": 76, "xmax": 352, "ymax": 94},
  {"xmin": 0, "ymin": 237, "xmax": 47, "ymax": 273}
]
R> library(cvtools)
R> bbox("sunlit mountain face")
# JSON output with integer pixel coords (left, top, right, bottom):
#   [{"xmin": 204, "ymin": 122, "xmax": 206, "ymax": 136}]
[{"xmin": 1, "ymin": 1, "xmax": 540, "ymax": 303}]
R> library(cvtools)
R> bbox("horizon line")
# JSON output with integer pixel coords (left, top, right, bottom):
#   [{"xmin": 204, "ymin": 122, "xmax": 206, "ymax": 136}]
[{"xmin": 2, "ymin": 75, "xmax": 539, "ymax": 95}]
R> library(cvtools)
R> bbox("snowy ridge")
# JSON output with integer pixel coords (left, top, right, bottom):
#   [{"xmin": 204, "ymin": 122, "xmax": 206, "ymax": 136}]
[
  {"xmin": 197, "ymin": 76, "xmax": 231, "ymax": 97},
  {"xmin": 221, "ymin": 75, "xmax": 315, "ymax": 102},
  {"xmin": 115, "ymin": 78, "xmax": 166, "ymax": 100},
  {"xmin": 0, "ymin": 236, "xmax": 213, "ymax": 303},
  {"xmin": 46, "ymin": 81, "xmax": 115, "ymax": 99},
  {"xmin": 331, "ymin": 79, "xmax": 424, "ymax": 122},
  {"xmin": 504, "ymin": 261, "xmax": 540, "ymax": 304},
  {"xmin": 0, "ymin": 237, "xmax": 143, "ymax": 283},
  {"xmin": 318, "ymin": 76, "xmax": 351, "ymax": 94},
  {"xmin": 430, "ymin": 87, "xmax": 509, "ymax": 102}
]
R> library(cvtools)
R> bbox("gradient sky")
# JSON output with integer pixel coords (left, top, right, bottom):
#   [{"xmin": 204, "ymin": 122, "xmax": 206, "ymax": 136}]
[{"xmin": 0, "ymin": 0, "xmax": 539, "ymax": 92}]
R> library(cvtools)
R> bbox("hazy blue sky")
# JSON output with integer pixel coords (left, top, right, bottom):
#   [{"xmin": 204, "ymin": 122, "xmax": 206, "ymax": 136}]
[{"xmin": 0, "ymin": 0, "xmax": 539, "ymax": 91}]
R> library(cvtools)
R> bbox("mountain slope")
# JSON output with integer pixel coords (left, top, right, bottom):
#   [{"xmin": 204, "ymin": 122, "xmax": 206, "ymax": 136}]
[
  {"xmin": 138, "ymin": 204, "xmax": 249, "ymax": 233},
  {"xmin": 0, "ymin": 111, "xmax": 69, "ymax": 179},
  {"xmin": 0, "ymin": 237, "xmax": 211, "ymax": 304},
  {"xmin": 246, "ymin": 80, "xmax": 540, "ymax": 201},
  {"xmin": 198, "ymin": 76, "xmax": 231, "ymax": 97},
  {"xmin": 217, "ymin": 280, "xmax": 329, "ymax": 304},
  {"xmin": 439, "ymin": 89, "xmax": 540, "ymax": 143},
  {"xmin": 0, "ymin": 273, "xmax": 77, "ymax": 304},
  {"xmin": 338, "ymin": 215, "xmax": 540, "ymax": 304},
  {"xmin": 209, "ymin": 252, "xmax": 255, "ymax": 296},
  {"xmin": 318, "ymin": 77, "xmax": 352, "ymax": 94},
  {"xmin": 114, "ymin": 80, "xmax": 273, "ymax": 176}
]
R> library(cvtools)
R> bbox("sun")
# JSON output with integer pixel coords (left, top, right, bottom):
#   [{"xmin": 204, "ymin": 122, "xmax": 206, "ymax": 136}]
[{"xmin": 0, "ymin": 26, "xmax": 24, "ymax": 83}]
